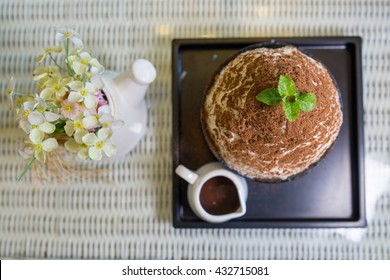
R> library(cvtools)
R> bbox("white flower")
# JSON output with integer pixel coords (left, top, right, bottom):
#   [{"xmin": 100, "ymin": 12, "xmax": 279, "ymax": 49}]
[
  {"xmin": 90, "ymin": 75, "xmax": 104, "ymax": 88},
  {"xmin": 40, "ymin": 74, "xmax": 72, "ymax": 100},
  {"xmin": 67, "ymin": 81, "xmax": 99, "ymax": 109},
  {"xmin": 18, "ymin": 99, "xmax": 60, "ymax": 134},
  {"xmin": 31, "ymin": 99, "xmax": 57, "ymax": 126},
  {"xmin": 21, "ymin": 121, "xmax": 56, "ymax": 135},
  {"xmin": 6, "ymin": 77, "xmax": 15, "ymax": 108},
  {"xmin": 29, "ymin": 98, "xmax": 60, "ymax": 122},
  {"xmin": 64, "ymin": 114, "xmax": 97, "ymax": 137},
  {"xmin": 64, "ymin": 139, "xmax": 89, "ymax": 159},
  {"xmin": 55, "ymin": 27, "xmax": 83, "ymax": 49},
  {"xmin": 35, "ymin": 46, "xmax": 63, "ymax": 63},
  {"xmin": 33, "ymin": 66, "xmax": 60, "ymax": 81},
  {"xmin": 37, "ymin": 122, "xmax": 56, "ymax": 133},
  {"xmin": 82, "ymin": 128, "xmax": 116, "ymax": 160},
  {"xmin": 68, "ymin": 52, "xmax": 104, "ymax": 75},
  {"xmin": 29, "ymin": 128, "xmax": 58, "ymax": 162},
  {"xmin": 97, "ymin": 105, "xmax": 124, "ymax": 130},
  {"xmin": 65, "ymin": 126, "xmax": 89, "ymax": 158},
  {"xmin": 18, "ymin": 147, "xmax": 34, "ymax": 160},
  {"xmin": 19, "ymin": 102, "xmax": 45, "ymax": 132},
  {"xmin": 6, "ymin": 77, "xmax": 14, "ymax": 96}
]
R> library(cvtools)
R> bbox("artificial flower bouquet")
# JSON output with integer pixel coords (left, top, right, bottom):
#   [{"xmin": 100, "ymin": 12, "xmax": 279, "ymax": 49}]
[{"xmin": 5, "ymin": 28, "xmax": 123, "ymax": 180}]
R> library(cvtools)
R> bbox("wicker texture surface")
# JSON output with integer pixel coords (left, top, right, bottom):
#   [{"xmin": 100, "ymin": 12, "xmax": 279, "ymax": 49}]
[{"xmin": 0, "ymin": 0, "xmax": 389, "ymax": 259}]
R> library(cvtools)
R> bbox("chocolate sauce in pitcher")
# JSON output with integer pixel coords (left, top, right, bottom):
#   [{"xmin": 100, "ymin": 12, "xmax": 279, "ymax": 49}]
[{"xmin": 199, "ymin": 176, "xmax": 240, "ymax": 215}]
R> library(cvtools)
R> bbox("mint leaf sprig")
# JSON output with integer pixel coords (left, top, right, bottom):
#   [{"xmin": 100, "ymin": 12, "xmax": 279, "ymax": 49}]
[{"xmin": 256, "ymin": 75, "xmax": 316, "ymax": 122}]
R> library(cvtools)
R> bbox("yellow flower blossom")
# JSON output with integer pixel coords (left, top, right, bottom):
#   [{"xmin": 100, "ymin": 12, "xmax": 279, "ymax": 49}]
[{"xmin": 35, "ymin": 46, "xmax": 63, "ymax": 63}]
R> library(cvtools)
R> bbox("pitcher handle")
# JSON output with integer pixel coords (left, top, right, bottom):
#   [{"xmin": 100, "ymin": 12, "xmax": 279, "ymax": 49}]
[{"xmin": 175, "ymin": 165, "xmax": 199, "ymax": 184}]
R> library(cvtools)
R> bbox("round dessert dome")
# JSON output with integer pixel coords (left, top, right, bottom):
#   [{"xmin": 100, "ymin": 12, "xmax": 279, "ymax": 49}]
[{"xmin": 202, "ymin": 45, "xmax": 343, "ymax": 182}]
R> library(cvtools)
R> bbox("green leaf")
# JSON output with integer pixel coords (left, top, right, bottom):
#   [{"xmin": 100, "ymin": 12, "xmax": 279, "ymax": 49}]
[
  {"xmin": 278, "ymin": 75, "xmax": 296, "ymax": 97},
  {"xmin": 296, "ymin": 93, "xmax": 317, "ymax": 112},
  {"xmin": 256, "ymin": 88, "xmax": 282, "ymax": 105},
  {"xmin": 55, "ymin": 121, "xmax": 66, "ymax": 133},
  {"xmin": 283, "ymin": 101, "xmax": 300, "ymax": 122}
]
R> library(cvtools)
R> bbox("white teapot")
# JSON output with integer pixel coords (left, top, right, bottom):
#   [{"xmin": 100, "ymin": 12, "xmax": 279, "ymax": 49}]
[{"xmin": 93, "ymin": 59, "xmax": 156, "ymax": 159}]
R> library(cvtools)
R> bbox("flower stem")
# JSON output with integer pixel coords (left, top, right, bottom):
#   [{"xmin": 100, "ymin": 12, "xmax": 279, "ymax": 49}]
[
  {"xmin": 64, "ymin": 38, "xmax": 74, "ymax": 77},
  {"xmin": 17, "ymin": 157, "xmax": 36, "ymax": 181},
  {"xmin": 49, "ymin": 53, "xmax": 64, "ymax": 71},
  {"xmin": 64, "ymin": 37, "xmax": 69, "ymax": 57},
  {"xmin": 9, "ymin": 92, "xmax": 26, "ymax": 97}
]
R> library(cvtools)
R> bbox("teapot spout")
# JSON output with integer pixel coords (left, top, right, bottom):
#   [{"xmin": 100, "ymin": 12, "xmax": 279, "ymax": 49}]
[{"xmin": 113, "ymin": 59, "xmax": 156, "ymax": 107}]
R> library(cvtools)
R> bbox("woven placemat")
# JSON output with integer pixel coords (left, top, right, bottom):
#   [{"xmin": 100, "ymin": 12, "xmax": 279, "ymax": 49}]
[{"xmin": 0, "ymin": 0, "xmax": 389, "ymax": 259}]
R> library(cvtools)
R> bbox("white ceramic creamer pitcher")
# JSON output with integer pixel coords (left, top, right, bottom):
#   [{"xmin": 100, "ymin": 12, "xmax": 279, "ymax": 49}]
[
  {"xmin": 175, "ymin": 162, "xmax": 248, "ymax": 223},
  {"xmin": 95, "ymin": 59, "xmax": 157, "ymax": 159}
]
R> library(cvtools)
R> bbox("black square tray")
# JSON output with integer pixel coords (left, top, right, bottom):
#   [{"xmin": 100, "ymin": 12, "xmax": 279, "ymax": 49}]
[{"xmin": 172, "ymin": 37, "xmax": 365, "ymax": 228}]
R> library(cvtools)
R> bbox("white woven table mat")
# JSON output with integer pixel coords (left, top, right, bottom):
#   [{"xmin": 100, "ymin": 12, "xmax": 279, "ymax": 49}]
[{"xmin": 1, "ymin": 0, "xmax": 389, "ymax": 259}]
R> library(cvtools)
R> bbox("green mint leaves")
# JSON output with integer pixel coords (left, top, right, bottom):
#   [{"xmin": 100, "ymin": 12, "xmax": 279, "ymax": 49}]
[
  {"xmin": 282, "ymin": 101, "xmax": 300, "ymax": 122},
  {"xmin": 278, "ymin": 75, "xmax": 296, "ymax": 97},
  {"xmin": 296, "ymin": 93, "xmax": 316, "ymax": 112},
  {"xmin": 256, "ymin": 75, "xmax": 317, "ymax": 122},
  {"xmin": 256, "ymin": 88, "xmax": 282, "ymax": 105}
]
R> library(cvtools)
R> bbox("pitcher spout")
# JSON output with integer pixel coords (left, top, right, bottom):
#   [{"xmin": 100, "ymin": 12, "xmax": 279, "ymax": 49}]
[{"xmin": 113, "ymin": 59, "xmax": 156, "ymax": 107}]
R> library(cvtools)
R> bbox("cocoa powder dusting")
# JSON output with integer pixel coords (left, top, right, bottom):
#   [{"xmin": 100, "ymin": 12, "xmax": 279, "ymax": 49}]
[{"xmin": 202, "ymin": 46, "xmax": 343, "ymax": 181}]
